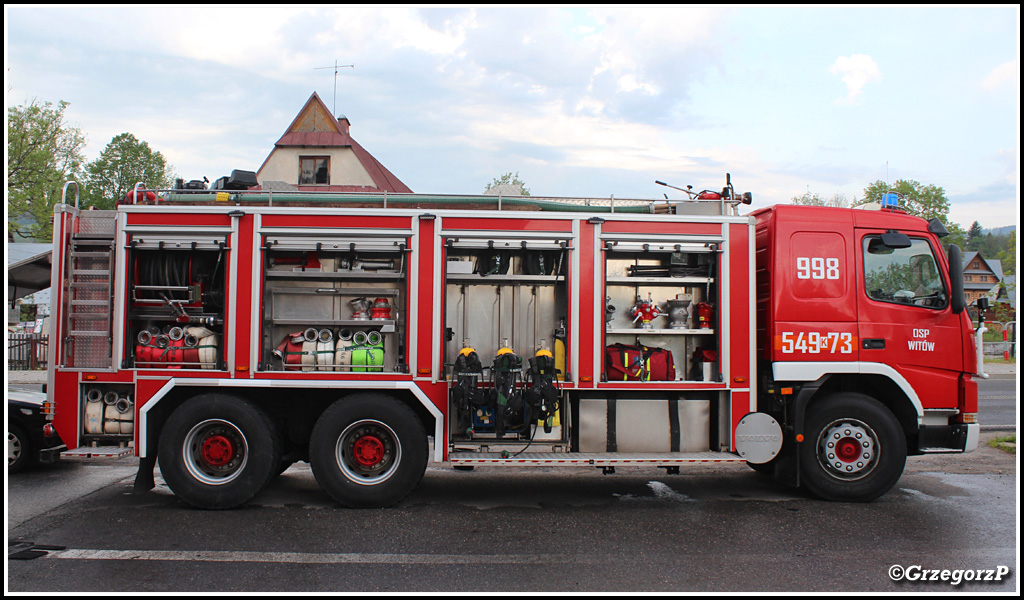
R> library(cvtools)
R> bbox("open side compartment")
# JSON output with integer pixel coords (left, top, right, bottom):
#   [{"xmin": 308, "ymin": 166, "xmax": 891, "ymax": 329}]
[
  {"xmin": 443, "ymin": 236, "xmax": 571, "ymax": 446},
  {"xmin": 125, "ymin": 236, "xmax": 228, "ymax": 371},
  {"xmin": 602, "ymin": 239, "xmax": 721, "ymax": 383},
  {"xmin": 259, "ymin": 233, "xmax": 410, "ymax": 373}
]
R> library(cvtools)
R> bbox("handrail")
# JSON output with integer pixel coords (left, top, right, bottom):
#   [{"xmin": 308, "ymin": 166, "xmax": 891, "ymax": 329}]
[
  {"xmin": 62, "ymin": 181, "xmax": 80, "ymax": 209},
  {"xmin": 62, "ymin": 181, "xmax": 742, "ymax": 216}
]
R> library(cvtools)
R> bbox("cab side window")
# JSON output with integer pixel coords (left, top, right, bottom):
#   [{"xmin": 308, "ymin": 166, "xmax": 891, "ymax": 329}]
[{"xmin": 863, "ymin": 237, "xmax": 947, "ymax": 309}]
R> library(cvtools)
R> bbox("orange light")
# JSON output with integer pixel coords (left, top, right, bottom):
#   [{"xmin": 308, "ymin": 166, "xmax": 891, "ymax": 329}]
[
  {"xmin": 796, "ymin": 434, "xmax": 805, "ymax": 442},
  {"xmin": 581, "ymin": 376, "xmax": 593, "ymax": 382},
  {"xmin": 84, "ymin": 374, "xmax": 98, "ymax": 381},
  {"xmin": 418, "ymin": 368, "xmax": 432, "ymax": 375},
  {"xmin": 733, "ymin": 376, "xmax": 748, "ymax": 384},
  {"xmin": 781, "ymin": 387, "xmax": 794, "ymax": 395},
  {"xmin": 235, "ymin": 365, "xmax": 249, "ymax": 372},
  {"xmin": 959, "ymin": 413, "xmax": 978, "ymax": 424}
]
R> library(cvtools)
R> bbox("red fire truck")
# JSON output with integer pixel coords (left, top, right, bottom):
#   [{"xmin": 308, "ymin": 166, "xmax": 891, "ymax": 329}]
[{"xmin": 44, "ymin": 174, "xmax": 985, "ymax": 509}]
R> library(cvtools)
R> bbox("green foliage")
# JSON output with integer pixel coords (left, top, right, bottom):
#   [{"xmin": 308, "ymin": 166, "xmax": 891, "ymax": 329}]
[
  {"xmin": 996, "ymin": 230, "xmax": 1015, "ymax": 277},
  {"xmin": 84, "ymin": 133, "xmax": 174, "ymax": 210},
  {"xmin": 966, "ymin": 221, "xmax": 983, "ymax": 250},
  {"xmin": 485, "ymin": 171, "xmax": 531, "ymax": 196},
  {"xmin": 944, "ymin": 221, "xmax": 968, "ymax": 253},
  {"xmin": 856, "ymin": 179, "xmax": 972, "ymax": 248},
  {"xmin": 858, "ymin": 179, "xmax": 951, "ymax": 222},
  {"xmin": 791, "ymin": 191, "xmax": 849, "ymax": 207},
  {"xmin": 7, "ymin": 98, "xmax": 87, "ymax": 241}
]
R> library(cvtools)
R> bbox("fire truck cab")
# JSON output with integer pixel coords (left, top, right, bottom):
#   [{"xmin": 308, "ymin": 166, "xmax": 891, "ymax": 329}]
[{"xmin": 45, "ymin": 177, "xmax": 981, "ymax": 509}]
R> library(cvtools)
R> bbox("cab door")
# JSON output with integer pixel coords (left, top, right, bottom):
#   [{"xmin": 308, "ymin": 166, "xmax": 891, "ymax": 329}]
[{"xmin": 855, "ymin": 229, "xmax": 965, "ymax": 410}]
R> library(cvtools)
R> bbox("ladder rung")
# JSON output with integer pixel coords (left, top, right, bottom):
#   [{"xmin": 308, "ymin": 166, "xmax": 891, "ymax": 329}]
[{"xmin": 70, "ymin": 270, "xmax": 110, "ymax": 277}]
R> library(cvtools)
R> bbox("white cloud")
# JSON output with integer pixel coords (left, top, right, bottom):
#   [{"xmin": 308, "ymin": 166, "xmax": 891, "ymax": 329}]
[
  {"xmin": 829, "ymin": 54, "xmax": 882, "ymax": 105},
  {"xmin": 981, "ymin": 60, "xmax": 1017, "ymax": 91}
]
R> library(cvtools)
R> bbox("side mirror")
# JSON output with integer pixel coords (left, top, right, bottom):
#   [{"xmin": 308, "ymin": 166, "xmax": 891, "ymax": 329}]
[
  {"xmin": 975, "ymin": 297, "xmax": 990, "ymax": 331},
  {"xmin": 948, "ymin": 244, "xmax": 965, "ymax": 315}
]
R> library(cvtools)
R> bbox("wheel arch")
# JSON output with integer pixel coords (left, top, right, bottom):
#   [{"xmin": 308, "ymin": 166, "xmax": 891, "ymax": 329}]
[
  {"xmin": 806, "ymin": 373, "xmax": 920, "ymax": 445},
  {"xmin": 771, "ymin": 361, "xmax": 923, "ymax": 441},
  {"xmin": 138, "ymin": 379, "xmax": 443, "ymax": 462}
]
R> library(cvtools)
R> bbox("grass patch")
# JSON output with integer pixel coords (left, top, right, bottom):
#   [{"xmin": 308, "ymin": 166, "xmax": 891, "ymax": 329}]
[
  {"xmin": 988, "ymin": 434, "xmax": 1016, "ymax": 454},
  {"xmin": 984, "ymin": 357, "xmax": 1017, "ymax": 365}
]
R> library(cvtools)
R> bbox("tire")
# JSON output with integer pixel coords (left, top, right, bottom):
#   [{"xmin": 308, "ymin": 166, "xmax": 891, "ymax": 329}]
[
  {"xmin": 8, "ymin": 423, "xmax": 32, "ymax": 474},
  {"xmin": 158, "ymin": 394, "xmax": 281, "ymax": 509},
  {"xmin": 747, "ymin": 459, "xmax": 775, "ymax": 476},
  {"xmin": 310, "ymin": 394, "xmax": 427, "ymax": 508},
  {"xmin": 799, "ymin": 392, "xmax": 906, "ymax": 502}
]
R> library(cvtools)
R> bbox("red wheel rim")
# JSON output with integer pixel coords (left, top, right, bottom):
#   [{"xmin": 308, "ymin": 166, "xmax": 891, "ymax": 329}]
[
  {"xmin": 834, "ymin": 437, "xmax": 862, "ymax": 462},
  {"xmin": 202, "ymin": 435, "xmax": 235, "ymax": 466},
  {"xmin": 352, "ymin": 435, "xmax": 385, "ymax": 467}
]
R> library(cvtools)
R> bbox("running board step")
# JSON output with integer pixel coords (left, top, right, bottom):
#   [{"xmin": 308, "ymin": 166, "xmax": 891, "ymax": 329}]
[
  {"xmin": 449, "ymin": 451, "xmax": 742, "ymax": 466},
  {"xmin": 62, "ymin": 446, "xmax": 133, "ymax": 460}
]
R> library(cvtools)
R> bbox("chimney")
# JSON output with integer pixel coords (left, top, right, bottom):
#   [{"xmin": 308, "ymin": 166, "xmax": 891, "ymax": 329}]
[{"xmin": 337, "ymin": 115, "xmax": 350, "ymax": 135}]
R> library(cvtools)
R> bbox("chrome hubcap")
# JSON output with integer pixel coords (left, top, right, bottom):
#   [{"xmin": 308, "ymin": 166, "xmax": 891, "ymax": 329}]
[{"xmin": 817, "ymin": 418, "xmax": 878, "ymax": 481}]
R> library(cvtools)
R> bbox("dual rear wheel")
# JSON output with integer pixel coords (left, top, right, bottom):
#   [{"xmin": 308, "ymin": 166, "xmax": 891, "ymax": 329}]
[{"xmin": 159, "ymin": 393, "xmax": 426, "ymax": 509}]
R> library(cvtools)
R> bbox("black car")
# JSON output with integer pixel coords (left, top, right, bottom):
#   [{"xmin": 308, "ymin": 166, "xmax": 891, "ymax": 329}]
[{"xmin": 8, "ymin": 388, "xmax": 66, "ymax": 473}]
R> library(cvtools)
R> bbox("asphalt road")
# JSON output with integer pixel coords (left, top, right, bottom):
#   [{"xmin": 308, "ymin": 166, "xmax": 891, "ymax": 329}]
[{"xmin": 6, "ymin": 377, "xmax": 1017, "ymax": 593}]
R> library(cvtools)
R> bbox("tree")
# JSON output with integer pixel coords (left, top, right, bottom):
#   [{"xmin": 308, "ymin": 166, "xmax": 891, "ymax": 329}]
[
  {"xmin": 966, "ymin": 221, "xmax": 983, "ymax": 251},
  {"xmin": 8, "ymin": 99, "xmax": 87, "ymax": 241},
  {"xmin": 997, "ymin": 230, "xmax": 1016, "ymax": 277},
  {"xmin": 484, "ymin": 171, "xmax": 530, "ymax": 196},
  {"xmin": 84, "ymin": 133, "xmax": 175, "ymax": 210},
  {"xmin": 791, "ymin": 191, "xmax": 849, "ymax": 207},
  {"xmin": 857, "ymin": 179, "xmax": 966, "ymax": 249},
  {"xmin": 857, "ymin": 179, "xmax": 951, "ymax": 222}
]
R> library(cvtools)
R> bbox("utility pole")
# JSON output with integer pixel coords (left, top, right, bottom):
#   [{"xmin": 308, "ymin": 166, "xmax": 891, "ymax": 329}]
[{"xmin": 314, "ymin": 60, "xmax": 355, "ymax": 117}]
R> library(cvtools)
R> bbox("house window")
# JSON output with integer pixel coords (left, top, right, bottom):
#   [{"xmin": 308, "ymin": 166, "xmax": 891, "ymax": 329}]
[{"xmin": 299, "ymin": 156, "xmax": 330, "ymax": 184}]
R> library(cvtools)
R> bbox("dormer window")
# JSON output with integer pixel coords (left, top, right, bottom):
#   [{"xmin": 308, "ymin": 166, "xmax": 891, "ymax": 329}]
[{"xmin": 299, "ymin": 156, "xmax": 330, "ymax": 184}]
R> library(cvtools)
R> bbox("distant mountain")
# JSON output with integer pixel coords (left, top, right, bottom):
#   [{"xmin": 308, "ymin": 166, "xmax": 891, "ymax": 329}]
[{"xmin": 983, "ymin": 225, "xmax": 1017, "ymax": 236}]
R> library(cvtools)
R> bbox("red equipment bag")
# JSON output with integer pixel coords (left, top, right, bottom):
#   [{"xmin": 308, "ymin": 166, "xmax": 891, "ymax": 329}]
[{"xmin": 605, "ymin": 343, "xmax": 675, "ymax": 381}]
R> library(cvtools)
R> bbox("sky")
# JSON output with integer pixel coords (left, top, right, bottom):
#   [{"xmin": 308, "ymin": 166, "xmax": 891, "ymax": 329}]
[{"xmin": 5, "ymin": 5, "xmax": 1020, "ymax": 231}]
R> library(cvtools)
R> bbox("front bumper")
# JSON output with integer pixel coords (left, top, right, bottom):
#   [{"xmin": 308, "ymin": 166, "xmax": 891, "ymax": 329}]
[{"xmin": 916, "ymin": 423, "xmax": 979, "ymax": 454}]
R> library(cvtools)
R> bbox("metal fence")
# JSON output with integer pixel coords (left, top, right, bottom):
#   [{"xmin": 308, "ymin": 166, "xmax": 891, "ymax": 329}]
[{"xmin": 8, "ymin": 333, "xmax": 48, "ymax": 371}]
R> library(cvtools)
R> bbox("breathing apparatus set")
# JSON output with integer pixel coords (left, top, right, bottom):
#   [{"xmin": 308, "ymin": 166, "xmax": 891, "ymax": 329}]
[{"xmin": 451, "ymin": 338, "xmax": 562, "ymax": 442}]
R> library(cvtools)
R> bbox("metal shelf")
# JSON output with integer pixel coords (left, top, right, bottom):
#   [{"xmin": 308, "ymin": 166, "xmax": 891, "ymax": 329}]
[
  {"xmin": 606, "ymin": 328, "xmax": 714, "ymax": 335},
  {"xmin": 606, "ymin": 276, "xmax": 713, "ymax": 285},
  {"xmin": 446, "ymin": 274, "xmax": 564, "ymax": 285},
  {"xmin": 265, "ymin": 271, "xmax": 404, "ymax": 281},
  {"xmin": 270, "ymin": 319, "xmax": 396, "ymax": 332}
]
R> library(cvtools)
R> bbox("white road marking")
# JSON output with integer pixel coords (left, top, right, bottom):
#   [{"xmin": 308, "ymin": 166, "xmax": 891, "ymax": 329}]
[{"xmin": 44, "ymin": 549, "xmax": 574, "ymax": 564}]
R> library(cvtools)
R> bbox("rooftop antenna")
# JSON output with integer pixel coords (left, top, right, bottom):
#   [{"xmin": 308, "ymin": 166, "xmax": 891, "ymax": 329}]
[{"xmin": 314, "ymin": 60, "xmax": 355, "ymax": 117}]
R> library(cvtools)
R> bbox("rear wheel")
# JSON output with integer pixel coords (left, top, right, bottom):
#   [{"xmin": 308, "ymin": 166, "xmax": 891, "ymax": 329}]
[
  {"xmin": 799, "ymin": 393, "xmax": 906, "ymax": 502},
  {"xmin": 310, "ymin": 394, "xmax": 427, "ymax": 508},
  {"xmin": 158, "ymin": 394, "xmax": 280, "ymax": 509}
]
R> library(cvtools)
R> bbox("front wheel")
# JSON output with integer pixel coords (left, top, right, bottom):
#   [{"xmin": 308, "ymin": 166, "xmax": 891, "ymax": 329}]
[
  {"xmin": 8, "ymin": 423, "xmax": 32, "ymax": 473},
  {"xmin": 310, "ymin": 394, "xmax": 427, "ymax": 508},
  {"xmin": 799, "ymin": 393, "xmax": 906, "ymax": 502}
]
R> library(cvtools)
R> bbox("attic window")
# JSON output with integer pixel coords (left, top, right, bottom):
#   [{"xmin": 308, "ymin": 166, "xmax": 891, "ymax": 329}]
[{"xmin": 299, "ymin": 156, "xmax": 330, "ymax": 185}]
